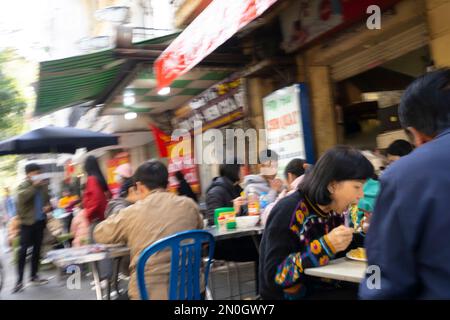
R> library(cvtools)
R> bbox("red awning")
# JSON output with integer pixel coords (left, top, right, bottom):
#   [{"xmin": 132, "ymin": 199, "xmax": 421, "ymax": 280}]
[{"xmin": 154, "ymin": 0, "xmax": 278, "ymax": 90}]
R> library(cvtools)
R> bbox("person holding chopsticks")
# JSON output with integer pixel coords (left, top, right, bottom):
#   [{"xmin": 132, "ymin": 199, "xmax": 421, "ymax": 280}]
[{"xmin": 259, "ymin": 146, "xmax": 374, "ymax": 300}]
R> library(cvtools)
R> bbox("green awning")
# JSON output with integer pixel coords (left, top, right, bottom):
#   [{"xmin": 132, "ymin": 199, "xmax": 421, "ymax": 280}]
[
  {"xmin": 102, "ymin": 66, "xmax": 235, "ymax": 115},
  {"xmin": 35, "ymin": 33, "xmax": 179, "ymax": 116}
]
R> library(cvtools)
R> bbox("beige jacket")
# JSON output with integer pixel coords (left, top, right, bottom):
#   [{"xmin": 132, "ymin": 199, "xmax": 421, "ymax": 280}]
[{"xmin": 93, "ymin": 190, "xmax": 203, "ymax": 300}]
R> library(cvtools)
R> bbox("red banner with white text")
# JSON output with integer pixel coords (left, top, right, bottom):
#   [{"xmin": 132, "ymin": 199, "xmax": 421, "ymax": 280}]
[{"xmin": 154, "ymin": 0, "xmax": 278, "ymax": 90}]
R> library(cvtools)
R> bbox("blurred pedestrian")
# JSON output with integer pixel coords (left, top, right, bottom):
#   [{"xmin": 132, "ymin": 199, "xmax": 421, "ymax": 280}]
[
  {"xmin": 82, "ymin": 155, "xmax": 112, "ymax": 281},
  {"xmin": 2, "ymin": 187, "xmax": 16, "ymax": 220},
  {"xmin": 174, "ymin": 171, "xmax": 198, "ymax": 203},
  {"xmin": 360, "ymin": 69, "xmax": 450, "ymax": 299},
  {"xmin": 57, "ymin": 187, "xmax": 80, "ymax": 233},
  {"xmin": 13, "ymin": 163, "xmax": 52, "ymax": 293},
  {"xmin": 82, "ymin": 155, "xmax": 110, "ymax": 238}
]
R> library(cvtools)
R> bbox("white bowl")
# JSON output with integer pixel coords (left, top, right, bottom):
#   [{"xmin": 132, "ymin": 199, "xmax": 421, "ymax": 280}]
[{"xmin": 236, "ymin": 216, "xmax": 259, "ymax": 229}]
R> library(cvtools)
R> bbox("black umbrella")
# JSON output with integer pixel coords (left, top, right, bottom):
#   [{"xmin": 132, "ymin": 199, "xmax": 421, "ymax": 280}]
[{"xmin": 0, "ymin": 126, "xmax": 119, "ymax": 155}]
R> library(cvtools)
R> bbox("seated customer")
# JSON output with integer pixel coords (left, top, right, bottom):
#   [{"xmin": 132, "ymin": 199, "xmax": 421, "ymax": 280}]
[
  {"xmin": 262, "ymin": 158, "xmax": 306, "ymax": 226},
  {"xmin": 243, "ymin": 149, "xmax": 284, "ymax": 205},
  {"xmin": 386, "ymin": 139, "xmax": 413, "ymax": 165},
  {"xmin": 70, "ymin": 210, "xmax": 90, "ymax": 247},
  {"xmin": 205, "ymin": 161, "xmax": 246, "ymax": 226},
  {"xmin": 93, "ymin": 160, "xmax": 203, "ymax": 300},
  {"xmin": 259, "ymin": 146, "xmax": 374, "ymax": 300},
  {"xmin": 205, "ymin": 160, "xmax": 260, "ymax": 293},
  {"xmin": 105, "ymin": 178, "xmax": 139, "ymax": 218}
]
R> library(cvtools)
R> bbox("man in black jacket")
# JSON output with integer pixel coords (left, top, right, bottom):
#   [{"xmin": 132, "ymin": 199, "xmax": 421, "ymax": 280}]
[
  {"xmin": 205, "ymin": 161, "xmax": 259, "ymax": 293},
  {"xmin": 205, "ymin": 171, "xmax": 243, "ymax": 226}
]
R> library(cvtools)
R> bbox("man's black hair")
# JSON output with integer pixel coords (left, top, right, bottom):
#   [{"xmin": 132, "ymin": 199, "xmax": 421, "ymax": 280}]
[
  {"xmin": 119, "ymin": 178, "xmax": 136, "ymax": 198},
  {"xmin": 219, "ymin": 158, "xmax": 242, "ymax": 184},
  {"xmin": 25, "ymin": 163, "xmax": 41, "ymax": 175},
  {"xmin": 134, "ymin": 159, "xmax": 169, "ymax": 190},
  {"xmin": 386, "ymin": 139, "xmax": 414, "ymax": 157},
  {"xmin": 399, "ymin": 68, "xmax": 450, "ymax": 136}
]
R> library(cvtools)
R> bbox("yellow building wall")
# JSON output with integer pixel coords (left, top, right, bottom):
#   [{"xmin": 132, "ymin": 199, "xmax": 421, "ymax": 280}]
[{"xmin": 426, "ymin": 0, "xmax": 450, "ymax": 67}]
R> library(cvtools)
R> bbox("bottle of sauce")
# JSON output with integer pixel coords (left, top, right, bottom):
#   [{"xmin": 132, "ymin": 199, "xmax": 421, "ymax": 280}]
[{"xmin": 247, "ymin": 187, "xmax": 260, "ymax": 216}]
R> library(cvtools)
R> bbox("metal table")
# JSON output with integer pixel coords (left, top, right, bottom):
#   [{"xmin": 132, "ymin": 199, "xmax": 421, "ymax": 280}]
[
  {"xmin": 304, "ymin": 257, "xmax": 367, "ymax": 284},
  {"xmin": 44, "ymin": 227, "xmax": 264, "ymax": 300},
  {"xmin": 44, "ymin": 244, "xmax": 130, "ymax": 300},
  {"xmin": 206, "ymin": 226, "xmax": 264, "ymax": 298},
  {"xmin": 206, "ymin": 226, "xmax": 264, "ymax": 253}
]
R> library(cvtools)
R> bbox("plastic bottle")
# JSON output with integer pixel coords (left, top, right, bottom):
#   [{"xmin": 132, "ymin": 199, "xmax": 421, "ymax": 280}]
[
  {"xmin": 259, "ymin": 192, "xmax": 269, "ymax": 211},
  {"xmin": 247, "ymin": 187, "xmax": 260, "ymax": 216}
]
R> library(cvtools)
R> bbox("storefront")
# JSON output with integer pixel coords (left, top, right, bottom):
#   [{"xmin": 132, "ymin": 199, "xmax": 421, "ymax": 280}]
[
  {"xmin": 277, "ymin": 0, "xmax": 431, "ymax": 154},
  {"xmin": 170, "ymin": 77, "xmax": 248, "ymax": 196},
  {"xmin": 262, "ymin": 83, "xmax": 315, "ymax": 176}
]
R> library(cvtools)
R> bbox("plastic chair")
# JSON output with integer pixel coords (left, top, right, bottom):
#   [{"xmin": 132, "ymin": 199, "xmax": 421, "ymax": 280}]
[{"xmin": 137, "ymin": 230, "xmax": 215, "ymax": 300}]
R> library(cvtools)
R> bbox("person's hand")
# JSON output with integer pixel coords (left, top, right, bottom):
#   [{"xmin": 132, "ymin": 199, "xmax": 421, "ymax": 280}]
[
  {"xmin": 127, "ymin": 187, "xmax": 141, "ymax": 203},
  {"xmin": 270, "ymin": 178, "xmax": 284, "ymax": 193},
  {"xmin": 361, "ymin": 212, "xmax": 372, "ymax": 233},
  {"xmin": 32, "ymin": 179, "xmax": 44, "ymax": 187},
  {"xmin": 43, "ymin": 205, "xmax": 53, "ymax": 214},
  {"xmin": 362, "ymin": 221, "xmax": 370, "ymax": 234},
  {"xmin": 233, "ymin": 196, "xmax": 246, "ymax": 215},
  {"xmin": 326, "ymin": 225, "xmax": 354, "ymax": 253}
]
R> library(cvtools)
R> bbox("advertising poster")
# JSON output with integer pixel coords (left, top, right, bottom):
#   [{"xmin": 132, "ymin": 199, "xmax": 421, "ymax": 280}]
[
  {"xmin": 106, "ymin": 153, "xmax": 130, "ymax": 198},
  {"xmin": 263, "ymin": 84, "xmax": 315, "ymax": 177},
  {"xmin": 167, "ymin": 140, "xmax": 201, "ymax": 194}
]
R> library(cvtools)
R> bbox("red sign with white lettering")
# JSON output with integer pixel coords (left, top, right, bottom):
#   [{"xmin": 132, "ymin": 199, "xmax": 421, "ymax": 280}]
[{"xmin": 154, "ymin": 0, "xmax": 278, "ymax": 90}]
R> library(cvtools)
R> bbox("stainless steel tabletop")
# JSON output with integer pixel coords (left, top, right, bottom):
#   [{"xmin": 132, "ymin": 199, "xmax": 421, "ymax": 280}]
[
  {"xmin": 205, "ymin": 226, "xmax": 264, "ymax": 241},
  {"xmin": 44, "ymin": 244, "xmax": 130, "ymax": 267}
]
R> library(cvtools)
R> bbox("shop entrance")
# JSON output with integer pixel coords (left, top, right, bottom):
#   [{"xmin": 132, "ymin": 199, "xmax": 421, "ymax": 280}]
[{"xmin": 334, "ymin": 46, "xmax": 432, "ymax": 151}]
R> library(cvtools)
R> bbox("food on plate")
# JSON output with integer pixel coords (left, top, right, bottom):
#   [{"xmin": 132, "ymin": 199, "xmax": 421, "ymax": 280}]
[{"xmin": 347, "ymin": 247, "xmax": 367, "ymax": 260}]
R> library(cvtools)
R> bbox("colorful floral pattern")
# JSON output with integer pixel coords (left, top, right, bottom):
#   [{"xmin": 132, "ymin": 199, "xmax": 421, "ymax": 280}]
[
  {"xmin": 310, "ymin": 240, "xmax": 322, "ymax": 255},
  {"xmin": 295, "ymin": 209, "xmax": 305, "ymax": 224},
  {"xmin": 275, "ymin": 199, "xmax": 344, "ymax": 290},
  {"xmin": 319, "ymin": 255, "xmax": 330, "ymax": 266}
]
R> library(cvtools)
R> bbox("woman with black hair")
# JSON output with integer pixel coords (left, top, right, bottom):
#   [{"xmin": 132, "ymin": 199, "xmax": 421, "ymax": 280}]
[
  {"xmin": 259, "ymin": 145, "xmax": 374, "ymax": 300},
  {"xmin": 82, "ymin": 155, "xmax": 111, "ymax": 228},
  {"xmin": 261, "ymin": 158, "xmax": 307, "ymax": 225},
  {"xmin": 174, "ymin": 171, "xmax": 198, "ymax": 203}
]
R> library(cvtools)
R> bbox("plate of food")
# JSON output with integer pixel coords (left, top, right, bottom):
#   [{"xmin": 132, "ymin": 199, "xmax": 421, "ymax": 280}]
[{"xmin": 346, "ymin": 248, "xmax": 367, "ymax": 262}]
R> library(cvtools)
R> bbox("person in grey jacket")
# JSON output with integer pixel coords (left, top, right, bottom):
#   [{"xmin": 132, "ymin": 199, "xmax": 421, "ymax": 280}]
[
  {"xmin": 105, "ymin": 178, "xmax": 139, "ymax": 218},
  {"xmin": 98, "ymin": 178, "xmax": 139, "ymax": 283},
  {"xmin": 243, "ymin": 149, "xmax": 284, "ymax": 204}
]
